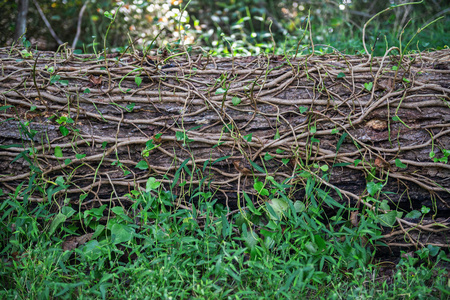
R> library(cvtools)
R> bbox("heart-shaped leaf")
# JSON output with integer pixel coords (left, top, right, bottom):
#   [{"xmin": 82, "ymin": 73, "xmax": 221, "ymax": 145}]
[{"xmin": 364, "ymin": 82, "xmax": 373, "ymax": 91}]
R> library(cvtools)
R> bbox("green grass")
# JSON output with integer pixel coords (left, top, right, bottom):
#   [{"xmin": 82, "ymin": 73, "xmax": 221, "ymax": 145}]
[{"xmin": 1, "ymin": 177, "xmax": 449, "ymax": 299}]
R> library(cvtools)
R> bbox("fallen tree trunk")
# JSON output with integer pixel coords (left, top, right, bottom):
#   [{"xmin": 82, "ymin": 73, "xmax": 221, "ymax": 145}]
[{"xmin": 0, "ymin": 46, "xmax": 449, "ymax": 246}]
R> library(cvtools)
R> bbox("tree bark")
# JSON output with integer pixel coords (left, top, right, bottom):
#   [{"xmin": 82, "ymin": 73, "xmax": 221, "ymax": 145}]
[
  {"xmin": 0, "ymin": 47, "xmax": 449, "ymax": 224},
  {"xmin": 13, "ymin": 0, "xmax": 29, "ymax": 41}
]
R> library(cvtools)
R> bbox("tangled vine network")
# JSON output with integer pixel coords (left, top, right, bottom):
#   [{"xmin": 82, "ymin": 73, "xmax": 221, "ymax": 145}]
[{"xmin": 0, "ymin": 45, "xmax": 449, "ymax": 248}]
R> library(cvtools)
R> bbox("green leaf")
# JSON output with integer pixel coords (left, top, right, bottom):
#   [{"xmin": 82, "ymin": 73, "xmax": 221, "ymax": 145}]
[
  {"xmin": 143, "ymin": 139, "xmax": 159, "ymax": 156},
  {"xmin": 135, "ymin": 160, "xmax": 149, "ymax": 170},
  {"xmin": 264, "ymin": 152, "xmax": 273, "ymax": 161},
  {"xmin": 55, "ymin": 176, "xmax": 65, "ymax": 186},
  {"xmin": 276, "ymin": 149, "xmax": 285, "ymax": 154},
  {"xmin": 421, "ymin": 206, "xmax": 430, "ymax": 214},
  {"xmin": 243, "ymin": 133, "xmax": 252, "ymax": 142},
  {"xmin": 249, "ymin": 160, "xmax": 265, "ymax": 173},
  {"xmin": 244, "ymin": 192, "xmax": 261, "ymax": 215},
  {"xmin": 316, "ymin": 188, "xmax": 345, "ymax": 208},
  {"xmin": 0, "ymin": 144, "xmax": 22, "ymax": 149},
  {"xmin": 336, "ymin": 132, "xmax": 348, "ymax": 152},
  {"xmin": 299, "ymin": 106, "xmax": 308, "ymax": 114},
  {"xmin": 75, "ymin": 153, "xmax": 86, "ymax": 159},
  {"xmin": 377, "ymin": 211, "xmax": 397, "ymax": 227},
  {"xmin": 212, "ymin": 155, "xmax": 231, "ymax": 165},
  {"xmin": 91, "ymin": 225, "xmax": 105, "ymax": 240},
  {"xmin": 314, "ymin": 235, "xmax": 326, "ymax": 251},
  {"xmin": 104, "ymin": 11, "xmax": 113, "ymax": 19},
  {"xmin": 337, "ymin": 72, "xmax": 346, "ymax": 78},
  {"xmin": 427, "ymin": 244, "xmax": 440, "ymax": 257},
  {"xmin": 243, "ymin": 228, "xmax": 259, "ymax": 249},
  {"xmin": 111, "ymin": 223, "xmax": 134, "ymax": 244},
  {"xmin": 146, "ymin": 177, "xmax": 160, "ymax": 192},
  {"xmin": 176, "ymin": 131, "xmax": 186, "ymax": 141},
  {"xmin": 126, "ymin": 103, "xmax": 135, "ymax": 112},
  {"xmin": 232, "ymin": 96, "xmax": 241, "ymax": 106},
  {"xmin": 82, "ymin": 240, "xmax": 102, "ymax": 259},
  {"xmin": 402, "ymin": 77, "xmax": 410, "ymax": 83},
  {"xmin": 59, "ymin": 80, "xmax": 69, "ymax": 86},
  {"xmin": 380, "ymin": 200, "xmax": 390, "ymax": 211},
  {"xmin": 395, "ymin": 158, "xmax": 407, "ymax": 169},
  {"xmin": 429, "ymin": 151, "xmax": 435, "ymax": 158},
  {"xmin": 274, "ymin": 129, "xmax": 280, "ymax": 140},
  {"xmin": 0, "ymin": 105, "xmax": 13, "ymax": 111},
  {"xmin": 305, "ymin": 241, "xmax": 318, "ymax": 254},
  {"xmin": 354, "ymin": 159, "xmax": 361, "ymax": 166},
  {"xmin": 64, "ymin": 158, "xmax": 72, "ymax": 165},
  {"xmin": 222, "ymin": 123, "xmax": 233, "ymax": 133},
  {"xmin": 135, "ymin": 76, "xmax": 142, "ymax": 87},
  {"xmin": 405, "ymin": 210, "xmax": 421, "ymax": 219},
  {"xmin": 55, "ymin": 146, "xmax": 63, "ymax": 158},
  {"xmin": 364, "ymin": 82, "xmax": 373, "ymax": 91},
  {"xmin": 281, "ymin": 158, "xmax": 290, "ymax": 165},
  {"xmin": 50, "ymin": 75, "xmax": 60, "ymax": 84},
  {"xmin": 171, "ymin": 158, "xmax": 190, "ymax": 189},
  {"xmin": 319, "ymin": 165, "xmax": 329, "ymax": 172},
  {"xmin": 392, "ymin": 116, "xmax": 400, "ymax": 122},
  {"xmin": 62, "ymin": 206, "xmax": 76, "ymax": 218},
  {"xmin": 293, "ymin": 201, "xmax": 306, "ymax": 213},
  {"xmin": 215, "ymin": 88, "xmax": 227, "ymax": 95},
  {"xmin": 254, "ymin": 180, "xmax": 269, "ymax": 196},
  {"xmin": 59, "ymin": 126, "xmax": 69, "ymax": 136},
  {"xmin": 331, "ymin": 128, "xmax": 339, "ymax": 134},
  {"xmin": 253, "ymin": 180, "xmax": 264, "ymax": 193},
  {"xmin": 392, "ymin": 66, "xmax": 398, "ymax": 71},
  {"xmin": 310, "ymin": 126, "xmax": 316, "ymax": 134},
  {"xmin": 48, "ymin": 213, "xmax": 67, "ymax": 236},
  {"xmin": 367, "ymin": 181, "xmax": 383, "ymax": 196},
  {"xmin": 268, "ymin": 198, "xmax": 289, "ymax": 219},
  {"xmin": 56, "ymin": 116, "xmax": 67, "ymax": 124},
  {"xmin": 265, "ymin": 202, "xmax": 279, "ymax": 220}
]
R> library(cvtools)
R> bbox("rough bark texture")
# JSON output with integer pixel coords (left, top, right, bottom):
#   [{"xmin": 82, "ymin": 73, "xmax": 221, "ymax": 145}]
[{"xmin": 0, "ymin": 47, "xmax": 449, "ymax": 247}]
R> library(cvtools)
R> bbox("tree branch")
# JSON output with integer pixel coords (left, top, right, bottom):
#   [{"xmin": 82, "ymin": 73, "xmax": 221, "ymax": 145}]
[
  {"xmin": 72, "ymin": 1, "xmax": 89, "ymax": 49},
  {"xmin": 32, "ymin": 0, "xmax": 63, "ymax": 45}
]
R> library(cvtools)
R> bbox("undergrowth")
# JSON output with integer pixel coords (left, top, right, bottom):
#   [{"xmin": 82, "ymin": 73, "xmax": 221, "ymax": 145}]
[{"xmin": 1, "ymin": 174, "xmax": 449, "ymax": 299}]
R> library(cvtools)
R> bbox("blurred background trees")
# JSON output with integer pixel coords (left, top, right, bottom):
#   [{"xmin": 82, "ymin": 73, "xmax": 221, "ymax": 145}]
[{"xmin": 1, "ymin": 0, "xmax": 449, "ymax": 55}]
